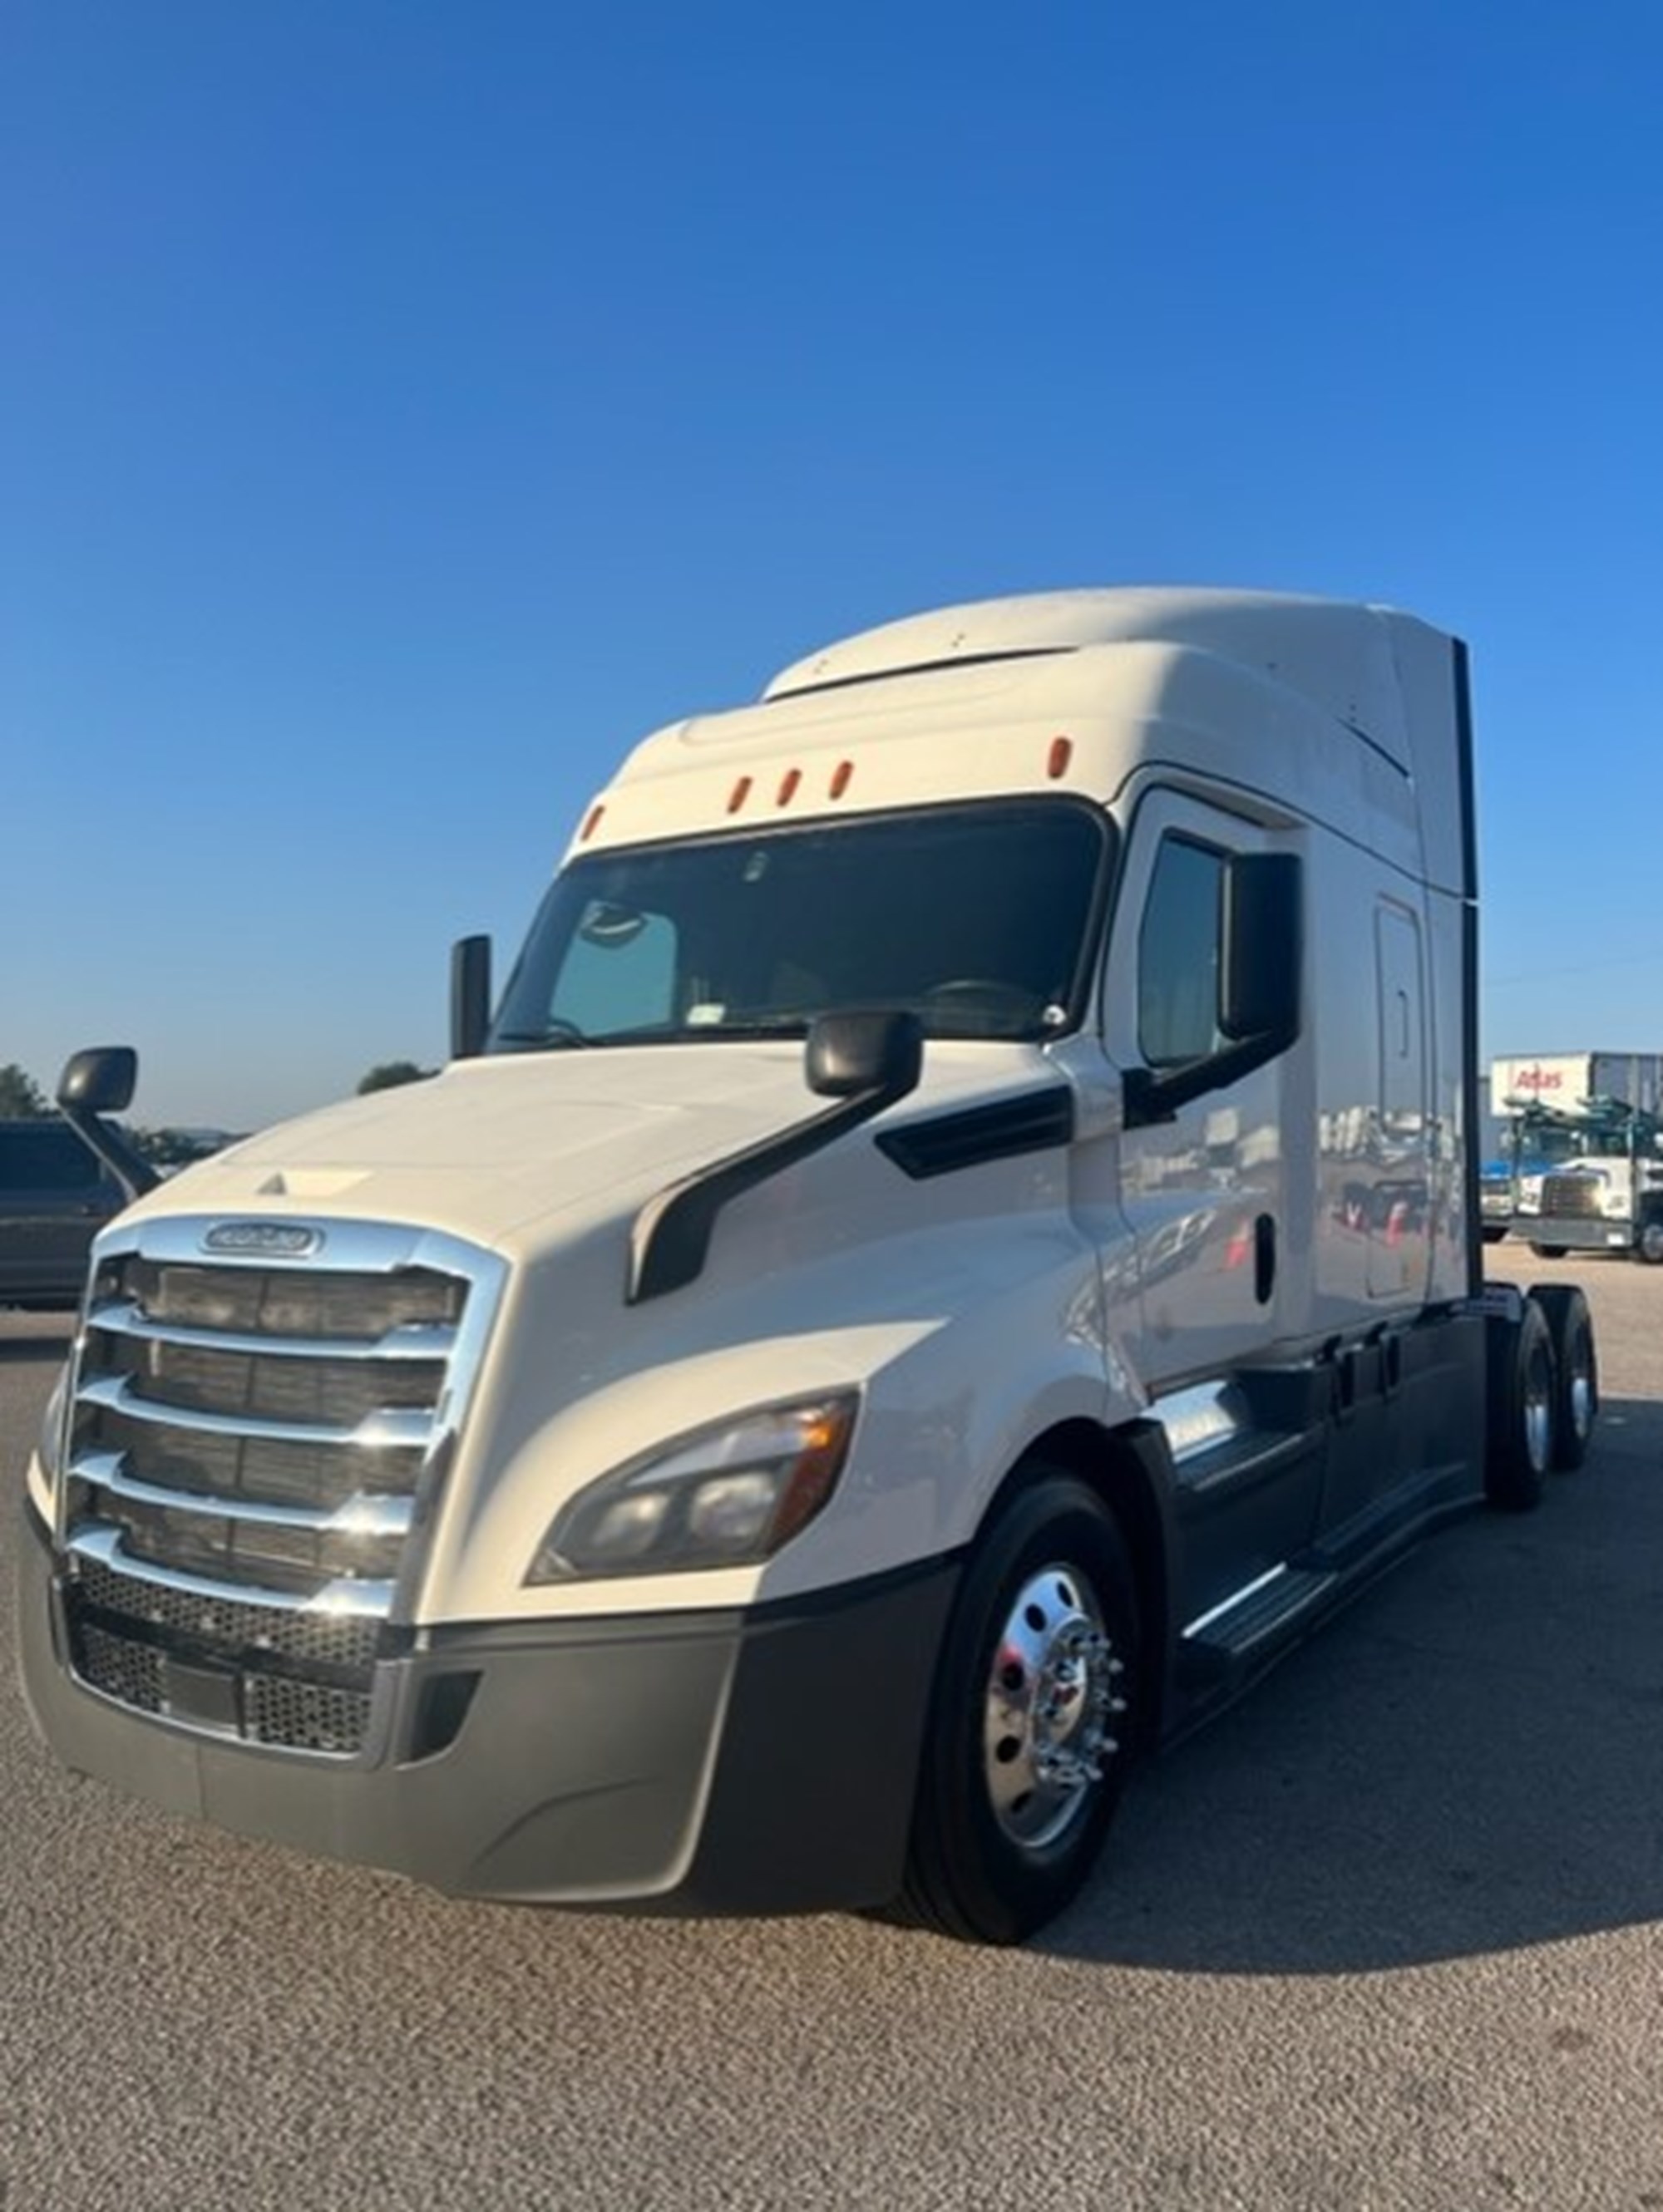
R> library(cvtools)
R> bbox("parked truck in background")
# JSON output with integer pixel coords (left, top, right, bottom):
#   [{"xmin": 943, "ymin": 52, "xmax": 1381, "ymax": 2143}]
[
  {"xmin": 1489, "ymin": 1053, "xmax": 1663, "ymax": 1264},
  {"xmin": 18, "ymin": 588, "xmax": 1599, "ymax": 1944}
]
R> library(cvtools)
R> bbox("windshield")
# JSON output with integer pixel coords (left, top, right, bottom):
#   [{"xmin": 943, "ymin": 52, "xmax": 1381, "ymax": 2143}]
[
  {"xmin": 1510, "ymin": 1117, "xmax": 1647, "ymax": 1164},
  {"xmin": 490, "ymin": 801, "xmax": 1111, "ymax": 1051}
]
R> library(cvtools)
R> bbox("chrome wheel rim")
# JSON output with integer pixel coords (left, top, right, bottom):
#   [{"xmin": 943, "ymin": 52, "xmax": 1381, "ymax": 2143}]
[
  {"xmin": 983, "ymin": 1563, "xmax": 1124, "ymax": 1850},
  {"xmin": 1524, "ymin": 1354, "xmax": 1553, "ymax": 1474},
  {"xmin": 1567, "ymin": 1342, "xmax": 1596, "ymax": 1441}
]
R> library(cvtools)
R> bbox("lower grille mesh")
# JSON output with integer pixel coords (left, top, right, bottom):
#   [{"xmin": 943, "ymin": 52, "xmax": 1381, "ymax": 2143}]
[
  {"xmin": 75, "ymin": 1621, "xmax": 165, "ymax": 1716},
  {"xmin": 244, "ymin": 1674, "xmax": 373, "ymax": 1756},
  {"xmin": 66, "ymin": 1556, "xmax": 384, "ymax": 1756},
  {"xmin": 72, "ymin": 1554, "xmax": 384, "ymax": 1670}
]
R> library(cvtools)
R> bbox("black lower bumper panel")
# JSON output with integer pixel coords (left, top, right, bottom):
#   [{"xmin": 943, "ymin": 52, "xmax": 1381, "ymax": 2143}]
[{"xmin": 17, "ymin": 1506, "xmax": 958, "ymax": 1915}]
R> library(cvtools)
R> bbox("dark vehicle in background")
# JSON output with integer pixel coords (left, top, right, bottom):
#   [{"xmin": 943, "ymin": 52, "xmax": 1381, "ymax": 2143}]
[{"xmin": 0, "ymin": 1121, "xmax": 125, "ymax": 1310}]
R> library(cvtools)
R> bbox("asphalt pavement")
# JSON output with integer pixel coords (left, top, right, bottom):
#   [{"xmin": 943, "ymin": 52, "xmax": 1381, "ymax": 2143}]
[{"xmin": 2, "ymin": 1246, "xmax": 1660, "ymax": 2212}]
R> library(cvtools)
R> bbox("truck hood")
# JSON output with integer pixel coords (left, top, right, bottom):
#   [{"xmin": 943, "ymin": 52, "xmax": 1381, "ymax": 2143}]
[{"xmin": 137, "ymin": 1043, "xmax": 1044, "ymax": 1259}]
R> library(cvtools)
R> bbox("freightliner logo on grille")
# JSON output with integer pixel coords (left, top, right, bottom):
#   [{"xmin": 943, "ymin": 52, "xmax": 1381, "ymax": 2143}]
[{"xmin": 202, "ymin": 1221, "xmax": 326, "ymax": 1258}]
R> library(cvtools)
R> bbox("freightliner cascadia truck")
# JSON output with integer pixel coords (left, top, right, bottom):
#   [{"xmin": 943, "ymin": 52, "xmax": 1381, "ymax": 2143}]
[{"xmin": 19, "ymin": 589, "xmax": 1599, "ymax": 1944}]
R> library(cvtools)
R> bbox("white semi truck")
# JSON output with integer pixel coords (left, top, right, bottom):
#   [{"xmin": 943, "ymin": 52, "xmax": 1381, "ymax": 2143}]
[
  {"xmin": 1489, "ymin": 1053, "xmax": 1663, "ymax": 1264},
  {"xmin": 20, "ymin": 588, "xmax": 1598, "ymax": 1944}
]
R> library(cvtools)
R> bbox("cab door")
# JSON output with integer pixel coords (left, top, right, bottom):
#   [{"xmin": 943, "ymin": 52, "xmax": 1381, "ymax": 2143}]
[{"xmin": 1100, "ymin": 788, "xmax": 1309, "ymax": 1396}]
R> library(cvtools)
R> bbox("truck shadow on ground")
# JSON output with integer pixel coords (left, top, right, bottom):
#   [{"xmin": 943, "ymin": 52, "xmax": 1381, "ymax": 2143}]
[{"xmin": 1044, "ymin": 1392, "xmax": 1663, "ymax": 1975}]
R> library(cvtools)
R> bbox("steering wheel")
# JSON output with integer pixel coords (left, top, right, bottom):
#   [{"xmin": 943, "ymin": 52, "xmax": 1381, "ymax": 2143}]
[{"xmin": 920, "ymin": 978, "xmax": 1039, "ymax": 1030}]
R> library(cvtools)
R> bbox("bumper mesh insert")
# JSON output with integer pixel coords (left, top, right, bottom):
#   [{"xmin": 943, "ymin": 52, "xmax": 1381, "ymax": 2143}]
[{"xmin": 65, "ymin": 1555, "xmax": 387, "ymax": 1756}]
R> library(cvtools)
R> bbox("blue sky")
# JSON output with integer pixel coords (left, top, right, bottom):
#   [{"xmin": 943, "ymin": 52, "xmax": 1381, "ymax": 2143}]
[{"xmin": 4, "ymin": 1, "xmax": 1661, "ymax": 1130}]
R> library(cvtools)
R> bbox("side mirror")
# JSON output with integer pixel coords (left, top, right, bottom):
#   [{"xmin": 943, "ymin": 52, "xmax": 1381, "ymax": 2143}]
[
  {"xmin": 58, "ymin": 1046, "xmax": 139, "ymax": 1116},
  {"xmin": 1220, "ymin": 852, "xmax": 1302, "ymax": 1047},
  {"xmin": 451, "ymin": 934, "xmax": 492, "ymax": 1061},
  {"xmin": 56, "ymin": 1047, "xmax": 159, "ymax": 1203},
  {"xmin": 806, "ymin": 1011, "xmax": 925, "ymax": 1101}
]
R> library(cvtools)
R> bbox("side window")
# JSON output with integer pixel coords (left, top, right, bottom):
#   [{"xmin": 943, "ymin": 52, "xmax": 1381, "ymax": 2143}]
[
  {"xmin": 550, "ymin": 903, "xmax": 679, "ymax": 1036},
  {"xmin": 0, "ymin": 1126, "xmax": 102, "ymax": 1191},
  {"xmin": 1137, "ymin": 836, "xmax": 1225, "ymax": 1067}
]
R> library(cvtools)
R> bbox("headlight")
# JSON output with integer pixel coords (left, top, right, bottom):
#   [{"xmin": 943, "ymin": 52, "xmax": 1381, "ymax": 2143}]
[{"xmin": 526, "ymin": 1392, "xmax": 859, "ymax": 1583}]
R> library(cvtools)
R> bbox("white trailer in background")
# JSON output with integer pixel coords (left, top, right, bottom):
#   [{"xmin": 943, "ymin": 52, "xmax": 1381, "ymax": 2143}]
[{"xmin": 1489, "ymin": 1053, "xmax": 1663, "ymax": 1121}]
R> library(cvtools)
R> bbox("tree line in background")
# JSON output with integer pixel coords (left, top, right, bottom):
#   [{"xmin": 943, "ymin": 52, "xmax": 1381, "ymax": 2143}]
[
  {"xmin": 0, "ymin": 1062, "xmax": 234, "ymax": 1165},
  {"xmin": 1, "ymin": 1057, "xmax": 435, "ymax": 1158}
]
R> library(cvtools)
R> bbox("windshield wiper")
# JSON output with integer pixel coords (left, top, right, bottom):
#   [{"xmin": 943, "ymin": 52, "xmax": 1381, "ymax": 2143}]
[{"xmin": 492, "ymin": 1019, "xmax": 592, "ymax": 1050}]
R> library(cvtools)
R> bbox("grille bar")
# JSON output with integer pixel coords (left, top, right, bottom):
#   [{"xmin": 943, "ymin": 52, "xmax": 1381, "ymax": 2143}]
[
  {"xmin": 68, "ymin": 1523, "xmax": 397, "ymax": 1618},
  {"xmin": 87, "ymin": 1297, "xmax": 460, "ymax": 1364},
  {"xmin": 77, "ymin": 1372, "xmax": 436, "ymax": 1451},
  {"xmin": 72, "ymin": 1450, "xmax": 416, "ymax": 1538}
]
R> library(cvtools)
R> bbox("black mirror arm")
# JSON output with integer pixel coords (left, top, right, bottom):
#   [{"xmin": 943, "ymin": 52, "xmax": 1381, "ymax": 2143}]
[
  {"xmin": 628, "ymin": 1044, "xmax": 924, "ymax": 1304},
  {"xmin": 1123, "ymin": 1019, "xmax": 1298, "ymax": 1132},
  {"xmin": 56, "ymin": 1102, "xmax": 160, "ymax": 1205}
]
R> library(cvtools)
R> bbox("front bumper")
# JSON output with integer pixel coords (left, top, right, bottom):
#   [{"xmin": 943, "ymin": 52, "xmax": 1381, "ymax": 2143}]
[
  {"xmin": 17, "ymin": 1505, "xmax": 958, "ymax": 1914},
  {"xmin": 1515, "ymin": 1213, "xmax": 1635, "ymax": 1254}
]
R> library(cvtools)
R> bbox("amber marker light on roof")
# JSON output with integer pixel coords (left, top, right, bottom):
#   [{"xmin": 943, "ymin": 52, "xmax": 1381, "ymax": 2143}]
[
  {"xmin": 1047, "ymin": 737, "xmax": 1073, "ymax": 779},
  {"xmin": 728, "ymin": 775, "xmax": 753, "ymax": 814},
  {"xmin": 580, "ymin": 803, "xmax": 605, "ymax": 841},
  {"xmin": 830, "ymin": 760, "xmax": 854, "ymax": 798},
  {"xmin": 777, "ymin": 768, "xmax": 802, "ymax": 805}
]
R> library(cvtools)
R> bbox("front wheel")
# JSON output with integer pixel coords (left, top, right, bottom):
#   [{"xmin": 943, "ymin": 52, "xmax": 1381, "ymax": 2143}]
[
  {"xmin": 1529, "ymin": 1242, "xmax": 1567, "ymax": 1260},
  {"xmin": 1635, "ymin": 1215, "xmax": 1663, "ymax": 1266},
  {"xmin": 893, "ymin": 1471, "xmax": 1142, "ymax": 1945}
]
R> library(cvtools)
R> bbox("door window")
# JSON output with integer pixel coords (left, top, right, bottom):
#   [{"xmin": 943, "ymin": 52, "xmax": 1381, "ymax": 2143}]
[{"xmin": 1137, "ymin": 836, "xmax": 1226, "ymax": 1068}]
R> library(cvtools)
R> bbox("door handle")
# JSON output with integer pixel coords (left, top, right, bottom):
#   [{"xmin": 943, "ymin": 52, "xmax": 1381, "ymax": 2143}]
[{"xmin": 1253, "ymin": 1213, "xmax": 1276, "ymax": 1305}]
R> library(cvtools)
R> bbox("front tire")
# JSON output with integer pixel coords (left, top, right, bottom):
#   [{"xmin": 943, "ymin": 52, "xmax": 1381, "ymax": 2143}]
[
  {"xmin": 894, "ymin": 1471, "xmax": 1141, "ymax": 1945},
  {"xmin": 1529, "ymin": 1242, "xmax": 1567, "ymax": 1260},
  {"xmin": 1635, "ymin": 1214, "xmax": 1663, "ymax": 1266}
]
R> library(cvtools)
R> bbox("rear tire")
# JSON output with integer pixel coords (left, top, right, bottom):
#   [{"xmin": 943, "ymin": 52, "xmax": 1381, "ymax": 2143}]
[
  {"xmin": 1485, "ymin": 1300, "xmax": 1555, "ymax": 1510},
  {"xmin": 1529, "ymin": 1242, "xmax": 1567, "ymax": 1260},
  {"xmin": 1529, "ymin": 1285, "xmax": 1597, "ymax": 1471},
  {"xmin": 892, "ymin": 1471, "xmax": 1141, "ymax": 1945}
]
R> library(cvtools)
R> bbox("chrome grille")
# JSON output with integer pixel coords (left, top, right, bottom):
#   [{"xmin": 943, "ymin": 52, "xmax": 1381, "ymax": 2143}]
[
  {"xmin": 91, "ymin": 1406, "xmax": 419, "ymax": 1511},
  {"xmin": 1541, "ymin": 1172, "xmax": 1603, "ymax": 1219},
  {"xmin": 93, "ymin": 1333, "xmax": 447, "ymax": 1425},
  {"xmin": 57, "ymin": 1216, "xmax": 504, "ymax": 1756},
  {"xmin": 101, "ymin": 1257, "xmax": 465, "ymax": 1338}
]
